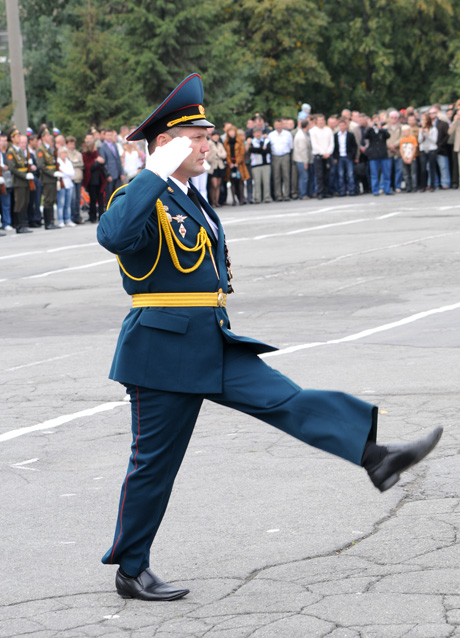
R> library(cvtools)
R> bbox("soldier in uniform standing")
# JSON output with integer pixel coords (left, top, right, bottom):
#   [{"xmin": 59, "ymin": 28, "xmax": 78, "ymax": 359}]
[
  {"xmin": 97, "ymin": 74, "xmax": 443, "ymax": 602},
  {"xmin": 36, "ymin": 125, "xmax": 61, "ymax": 230},
  {"xmin": 6, "ymin": 126, "xmax": 33, "ymax": 234}
]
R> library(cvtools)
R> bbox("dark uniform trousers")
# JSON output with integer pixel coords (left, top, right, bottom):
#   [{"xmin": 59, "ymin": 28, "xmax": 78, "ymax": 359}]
[
  {"xmin": 36, "ymin": 143, "xmax": 58, "ymax": 226},
  {"xmin": 6, "ymin": 146, "xmax": 30, "ymax": 226},
  {"xmin": 98, "ymin": 171, "xmax": 377, "ymax": 577}
]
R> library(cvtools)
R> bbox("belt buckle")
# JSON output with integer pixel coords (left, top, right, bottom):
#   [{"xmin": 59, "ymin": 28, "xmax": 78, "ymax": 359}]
[{"xmin": 217, "ymin": 291, "xmax": 225, "ymax": 307}]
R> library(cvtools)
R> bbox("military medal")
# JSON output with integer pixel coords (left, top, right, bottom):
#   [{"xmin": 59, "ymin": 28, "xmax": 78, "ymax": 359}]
[
  {"xmin": 172, "ymin": 214, "xmax": 187, "ymax": 223},
  {"xmin": 179, "ymin": 223, "xmax": 186, "ymax": 238}
]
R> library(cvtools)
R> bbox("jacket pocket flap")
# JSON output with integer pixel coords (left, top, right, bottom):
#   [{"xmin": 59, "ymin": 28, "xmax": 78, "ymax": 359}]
[{"xmin": 140, "ymin": 310, "xmax": 189, "ymax": 334}]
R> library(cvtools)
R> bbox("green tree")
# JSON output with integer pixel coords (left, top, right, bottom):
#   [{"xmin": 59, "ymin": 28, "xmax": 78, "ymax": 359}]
[
  {"xmin": 231, "ymin": 0, "xmax": 330, "ymax": 121},
  {"xmin": 321, "ymin": 0, "xmax": 457, "ymax": 114},
  {"xmin": 48, "ymin": 0, "xmax": 147, "ymax": 140}
]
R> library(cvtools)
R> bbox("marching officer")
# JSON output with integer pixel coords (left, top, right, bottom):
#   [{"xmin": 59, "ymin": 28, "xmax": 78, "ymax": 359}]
[
  {"xmin": 6, "ymin": 126, "xmax": 33, "ymax": 234},
  {"xmin": 36, "ymin": 125, "xmax": 61, "ymax": 230},
  {"xmin": 97, "ymin": 74, "xmax": 443, "ymax": 602}
]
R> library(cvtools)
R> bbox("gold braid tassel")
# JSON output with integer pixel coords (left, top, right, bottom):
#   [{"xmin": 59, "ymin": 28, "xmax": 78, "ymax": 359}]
[{"xmin": 117, "ymin": 198, "xmax": 215, "ymax": 281}]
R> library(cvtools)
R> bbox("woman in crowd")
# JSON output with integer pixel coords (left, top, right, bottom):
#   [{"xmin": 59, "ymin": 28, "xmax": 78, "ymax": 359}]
[
  {"xmin": 207, "ymin": 130, "xmax": 227, "ymax": 207},
  {"xmin": 121, "ymin": 140, "xmax": 142, "ymax": 182},
  {"xmin": 82, "ymin": 134, "xmax": 108, "ymax": 222},
  {"xmin": 224, "ymin": 125, "xmax": 249, "ymax": 205},
  {"xmin": 56, "ymin": 147, "xmax": 75, "ymax": 227},
  {"xmin": 418, "ymin": 112, "xmax": 438, "ymax": 192}
]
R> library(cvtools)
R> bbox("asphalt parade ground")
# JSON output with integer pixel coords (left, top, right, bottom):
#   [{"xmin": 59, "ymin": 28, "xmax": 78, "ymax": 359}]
[{"xmin": 1, "ymin": 189, "xmax": 459, "ymax": 638}]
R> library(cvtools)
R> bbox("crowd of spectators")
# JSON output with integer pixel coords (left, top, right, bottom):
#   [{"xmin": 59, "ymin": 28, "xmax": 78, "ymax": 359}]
[{"xmin": 2, "ymin": 99, "xmax": 460, "ymax": 234}]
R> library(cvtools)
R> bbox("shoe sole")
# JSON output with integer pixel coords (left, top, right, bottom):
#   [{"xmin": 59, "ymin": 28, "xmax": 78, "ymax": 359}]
[
  {"xmin": 116, "ymin": 588, "xmax": 189, "ymax": 601},
  {"xmin": 379, "ymin": 427, "xmax": 443, "ymax": 492}
]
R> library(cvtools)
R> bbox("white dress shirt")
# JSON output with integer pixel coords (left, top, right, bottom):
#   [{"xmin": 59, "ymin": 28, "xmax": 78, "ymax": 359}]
[
  {"xmin": 268, "ymin": 129, "xmax": 293, "ymax": 156},
  {"xmin": 309, "ymin": 126, "xmax": 334, "ymax": 156}
]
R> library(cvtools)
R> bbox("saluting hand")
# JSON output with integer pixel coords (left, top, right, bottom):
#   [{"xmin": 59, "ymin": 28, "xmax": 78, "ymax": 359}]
[{"xmin": 145, "ymin": 136, "xmax": 192, "ymax": 181}]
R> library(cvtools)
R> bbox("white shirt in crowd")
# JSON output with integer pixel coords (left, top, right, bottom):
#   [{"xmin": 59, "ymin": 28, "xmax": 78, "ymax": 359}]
[
  {"xmin": 250, "ymin": 137, "xmax": 271, "ymax": 166},
  {"xmin": 309, "ymin": 126, "xmax": 334, "ymax": 156},
  {"xmin": 268, "ymin": 128, "xmax": 293, "ymax": 156},
  {"xmin": 338, "ymin": 130, "xmax": 348, "ymax": 157},
  {"xmin": 123, "ymin": 149, "xmax": 140, "ymax": 179},
  {"xmin": 418, "ymin": 126, "xmax": 438, "ymax": 153},
  {"xmin": 58, "ymin": 157, "xmax": 75, "ymax": 189}
]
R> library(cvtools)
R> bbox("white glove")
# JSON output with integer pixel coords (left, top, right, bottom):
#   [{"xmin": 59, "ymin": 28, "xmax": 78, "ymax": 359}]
[
  {"xmin": 145, "ymin": 136, "xmax": 192, "ymax": 180},
  {"xmin": 0, "ymin": 176, "xmax": 4, "ymax": 185},
  {"xmin": 53, "ymin": 171, "xmax": 63, "ymax": 178},
  {"xmin": 26, "ymin": 172, "xmax": 34, "ymax": 180}
]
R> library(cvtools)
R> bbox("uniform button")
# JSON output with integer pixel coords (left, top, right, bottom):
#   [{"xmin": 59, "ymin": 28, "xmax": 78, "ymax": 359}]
[{"xmin": 219, "ymin": 319, "xmax": 224, "ymax": 326}]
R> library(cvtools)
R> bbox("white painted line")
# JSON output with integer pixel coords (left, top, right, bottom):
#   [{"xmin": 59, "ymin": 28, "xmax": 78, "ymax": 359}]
[
  {"xmin": 223, "ymin": 203, "xmax": 359, "ymax": 225},
  {"xmin": 47, "ymin": 242, "xmax": 99, "ymax": 253},
  {"xmin": 263, "ymin": 301, "xmax": 460, "ymax": 358},
  {"xmin": 228, "ymin": 217, "xmax": 368, "ymax": 243},
  {"xmin": 0, "ymin": 401, "xmax": 127, "ymax": 443},
  {"xmin": 23, "ymin": 258, "xmax": 115, "ymax": 279},
  {"xmin": 0, "ymin": 251, "xmax": 42, "ymax": 260},
  {"xmin": 12, "ymin": 458, "xmax": 39, "ymax": 466},
  {"xmin": 376, "ymin": 212, "xmax": 401, "ymax": 219},
  {"xmin": 4, "ymin": 351, "xmax": 89, "ymax": 372}
]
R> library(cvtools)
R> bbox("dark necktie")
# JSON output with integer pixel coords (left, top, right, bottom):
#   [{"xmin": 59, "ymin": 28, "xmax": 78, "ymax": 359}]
[
  {"xmin": 187, "ymin": 187, "xmax": 234, "ymax": 293},
  {"xmin": 187, "ymin": 187, "xmax": 202, "ymax": 211}
]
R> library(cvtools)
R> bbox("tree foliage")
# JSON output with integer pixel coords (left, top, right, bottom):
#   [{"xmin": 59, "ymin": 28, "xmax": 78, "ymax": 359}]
[
  {"xmin": 2, "ymin": 0, "xmax": 460, "ymax": 137},
  {"xmin": 47, "ymin": 1, "xmax": 146, "ymax": 140}
]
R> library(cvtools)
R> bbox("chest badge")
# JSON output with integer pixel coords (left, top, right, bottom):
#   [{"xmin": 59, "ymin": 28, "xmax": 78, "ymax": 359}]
[
  {"xmin": 179, "ymin": 223, "xmax": 186, "ymax": 238},
  {"xmin": 172, "ymin": 214, "xmax": 187, "ymax": 223}
]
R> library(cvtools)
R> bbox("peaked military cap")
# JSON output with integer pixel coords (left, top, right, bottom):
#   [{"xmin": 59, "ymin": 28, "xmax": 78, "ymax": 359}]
[
  {"xmin": 127, "ymin": 73, "xmax": 214, "ymax": 144},
  {"xmin": 38, "ymin": 124, "xmax": 50, "ymax": 139},
  {"xmin": 8, "ymin": 125, "xmax": 20, "ymax": 142}
]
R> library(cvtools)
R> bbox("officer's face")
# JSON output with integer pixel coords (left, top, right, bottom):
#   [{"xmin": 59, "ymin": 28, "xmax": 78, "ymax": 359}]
[{"xmin": 169, "ymin": 127, "xmax": 210, "ymax": 182}]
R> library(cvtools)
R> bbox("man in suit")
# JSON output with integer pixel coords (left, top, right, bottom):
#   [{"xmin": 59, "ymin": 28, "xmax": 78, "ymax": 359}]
[
  {"xmin": 97, "ymin": 74, "xmax": 443, "ymax": 602},
  {"xmin": 333, "ymin": 117, "xmax": 358, "ymax": 196},
  {"xmin": 98, "ymin": 128, "xmax": 123, "ymax": 206}
]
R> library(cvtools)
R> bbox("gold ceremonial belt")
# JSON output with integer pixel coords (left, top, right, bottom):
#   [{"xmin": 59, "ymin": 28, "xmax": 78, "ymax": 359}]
[
  {"xmin": 18, "ymin": 168, "xmax": 27, "ymax": 172},
  {"xmin": 46, "ymin": 165, "xmax": 56, "ymax": 169},
  {"xmin": 132, "ymin": 290, "xmax": 227, "ymax": 308}
]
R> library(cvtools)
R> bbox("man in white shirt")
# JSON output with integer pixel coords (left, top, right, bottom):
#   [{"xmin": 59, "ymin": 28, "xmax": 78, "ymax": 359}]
[
  {"xmin": 293, "ymin": 119, "xmax": 312, "ymax": 199},
  {"xmin": 268, "ymin": 119, "xmax": 293, "ymax": 201},
  {"xmin": 309, "ymin": 114, "xmax": 334, "ymax": 199}
]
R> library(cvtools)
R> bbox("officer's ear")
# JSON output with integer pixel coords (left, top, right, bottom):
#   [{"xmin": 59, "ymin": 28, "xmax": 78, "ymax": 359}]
[{"xmin": 156, "ymin": 133, "xmax": 174, "ymax": 148}]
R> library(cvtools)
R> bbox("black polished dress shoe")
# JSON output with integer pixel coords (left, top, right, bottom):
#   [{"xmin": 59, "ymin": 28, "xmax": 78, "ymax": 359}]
[
  {"xmin": 367, "ymin": 427, "xmax": 443, "ymax": 492},
  {"xmin": 16, "ymin": 226, "xmax": 33, "ymax": 234},
  {"xmin": 45, "ymin": 223, "xmax": 60, "ymax": 230},
  {"xmin": 115, "ymin": 567, "xmax": 190, "ymax": 601}
]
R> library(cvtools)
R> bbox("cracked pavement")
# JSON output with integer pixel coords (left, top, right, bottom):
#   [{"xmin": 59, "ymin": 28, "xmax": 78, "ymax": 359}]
[{"xmin": 1, "ymin": 191, "xmax": 459, "ymax": 637}]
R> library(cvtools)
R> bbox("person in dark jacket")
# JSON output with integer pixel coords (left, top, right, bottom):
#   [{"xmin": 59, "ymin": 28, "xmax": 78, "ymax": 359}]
[
  {"xmin": 82, "ymin": 133, "xmax": 108, "ymax": 223},
  {"xmin": 364, "ymin": 114, "xmax": 392, "ymax": 195},
  {"xmin": 333, "ymin": 117, "xmax": 358, "ymax": 196}
]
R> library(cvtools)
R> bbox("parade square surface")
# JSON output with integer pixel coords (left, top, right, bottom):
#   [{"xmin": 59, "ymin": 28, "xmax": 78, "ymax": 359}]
[{"xmin": 0, "ymin": 190, "xmax": 459, "ymax": 637}]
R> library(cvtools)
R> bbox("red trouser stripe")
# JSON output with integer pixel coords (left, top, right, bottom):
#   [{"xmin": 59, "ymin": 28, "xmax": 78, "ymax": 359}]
[{"xmin": 110, "ymin": 386, "xmax": 141, "ymax": 563}]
